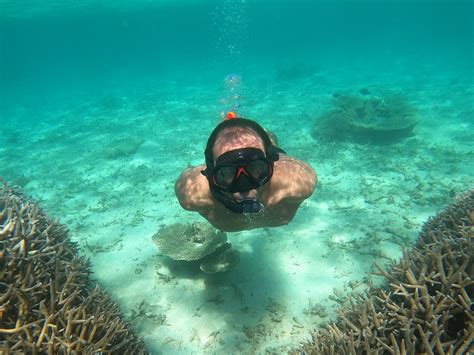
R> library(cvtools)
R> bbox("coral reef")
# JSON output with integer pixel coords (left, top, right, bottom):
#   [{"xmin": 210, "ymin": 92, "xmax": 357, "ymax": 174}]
[
  {"xmin": 313, "ymin": 92, "xmax": 419, "ymax": 144},
  {"xmin": 297, "ymin": 190, "xmax": 473, "ymax": 354},
  {"xmin": 152, "ymin": 222, "xmax": 239, "ymax": 274},
  {"xmin": 0, "ymin": 182, "xmax": 147, "ymax": 353}
]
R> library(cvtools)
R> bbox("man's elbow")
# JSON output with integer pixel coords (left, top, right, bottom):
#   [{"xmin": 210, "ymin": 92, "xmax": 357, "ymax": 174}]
[
  {"xmin": 304, "ymin": 168, "xmax": 317, "ymax": 198},
  {"xmin": 175, "ymin": 189, "xmax": 208, "ymax": 213},
  {"xmin": 298, "ymin": 179, "xmax": 316, "ymax": 201},
  {"xmin": 309, "ymin": 166, "xmax": 317, "ymax": 188},
  {"xmin": 175, "ymin": 185, "xmax": 193, "ymax": 211},
  {"xmin": 178, "ymin": 198, "xmax": 194, "ymax": 211}
]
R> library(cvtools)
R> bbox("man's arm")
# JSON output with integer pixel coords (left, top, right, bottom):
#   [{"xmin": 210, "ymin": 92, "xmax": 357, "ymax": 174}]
[
  {"xmin": 266, "ymin": 156, "xmax": 317, "ymax": 206},
  {"xmin": 175, "ymin": 165, "xmax": 214, "ymax": 212}
]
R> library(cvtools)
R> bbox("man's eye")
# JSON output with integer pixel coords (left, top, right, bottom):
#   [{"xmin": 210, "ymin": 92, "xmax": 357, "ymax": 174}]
[
  {"xmin": 246, "ymin": 160, "xmax": 268, "ymax": 179},
  {"xmin": 216, "ymin": 166, "xmax": 236, "ymax": 184}
]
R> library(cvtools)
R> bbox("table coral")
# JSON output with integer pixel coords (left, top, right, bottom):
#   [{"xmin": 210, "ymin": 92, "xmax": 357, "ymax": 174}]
[
  {"xmin": 152, "ymin": 222, "xmax": 227, "ymax": 261},
  {"xmin": 152, "ymin": 222, "xmax": 239, "ymax": 273},
  {"xmin": 313, "ymin": 92, "xmax": 419, "ymax": 144}
]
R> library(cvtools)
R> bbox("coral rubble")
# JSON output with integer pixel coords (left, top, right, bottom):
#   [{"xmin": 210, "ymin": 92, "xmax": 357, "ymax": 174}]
[
  {"xmin": 298, "ymin": 190, "xmax": 473, "ymax": 354},
  {"xmin": 0, "ymin": 182, "xmax": 147, "ymax": 353},
  {"xmin": 152, "ymin": 222, "xmax": 239, "ymax": 274},
  {"xmin": 313, "ymin": 92, "xmax": 419, "ymax": 144}
]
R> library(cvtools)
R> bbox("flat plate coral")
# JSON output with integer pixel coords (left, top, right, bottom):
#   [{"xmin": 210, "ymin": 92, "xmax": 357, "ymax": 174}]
[{"xmin": 152, "ymin": 222, "xmax": 227, "ymax": 261}]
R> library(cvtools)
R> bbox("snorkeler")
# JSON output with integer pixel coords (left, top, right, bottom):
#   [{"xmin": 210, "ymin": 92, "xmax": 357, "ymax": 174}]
[{"xmin": 175, "ymin": 114, "xmax": 317, "ymax": 232}]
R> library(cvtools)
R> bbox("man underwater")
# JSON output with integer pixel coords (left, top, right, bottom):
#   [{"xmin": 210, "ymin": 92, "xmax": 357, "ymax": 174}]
[{"xmin": 175, "ymin": 114, "xmax": 317, "ymax": 232}]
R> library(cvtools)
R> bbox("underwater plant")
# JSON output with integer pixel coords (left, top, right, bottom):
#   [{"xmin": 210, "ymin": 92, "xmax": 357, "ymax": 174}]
[
  {"xmin": 152, "ymin": 222, "xmax": 239, "ymax": 274},
  {"xmin": 297, "ymin": 190, "xmax": 473, "ymax": 354},
  {"xmin": 313, "ymin": 92, "xmax": 419, "ymax": 144},
  {"xmin": 0, "ymin": 182, "xmax": 146, "ymax": 353}
]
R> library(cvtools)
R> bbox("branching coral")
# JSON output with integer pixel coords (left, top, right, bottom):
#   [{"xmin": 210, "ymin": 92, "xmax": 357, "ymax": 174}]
[
  {"xmin": 0, "ymin": 182, "xmax": 147, "ymax": 353},
  {"xmin": 298, "ymin": 190, "xmax": 473, "ymax": 354}
]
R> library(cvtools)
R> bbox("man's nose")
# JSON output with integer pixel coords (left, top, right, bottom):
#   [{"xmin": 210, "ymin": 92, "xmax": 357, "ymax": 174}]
[{"xmin": 232, "ymin": 189, "xmax": 257, "ymax": 200}]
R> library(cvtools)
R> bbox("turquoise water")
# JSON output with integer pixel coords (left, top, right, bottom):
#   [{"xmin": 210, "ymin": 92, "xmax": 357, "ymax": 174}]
[{"xmin": 1, "ymin": 0, "xmax": 473, "ymax": 353}]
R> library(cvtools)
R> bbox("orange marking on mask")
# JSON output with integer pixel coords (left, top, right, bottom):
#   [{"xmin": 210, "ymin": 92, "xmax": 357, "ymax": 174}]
[{"xmin": 226, "ymin": 112, "xmax": 238, "ymax": 120}]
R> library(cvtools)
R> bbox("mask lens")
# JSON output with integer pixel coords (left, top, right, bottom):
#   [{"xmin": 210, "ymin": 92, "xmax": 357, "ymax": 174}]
[
  {"xmin": 211, "ymin": 148, "xmax": 274, "ymax": 191},
  {"xmin": 214, "ymin": 165, "xmax": 237, "ymax": 187},
  {"xmin": 245, "ymin": 159, "xmax": 270, "ymax": 181}
]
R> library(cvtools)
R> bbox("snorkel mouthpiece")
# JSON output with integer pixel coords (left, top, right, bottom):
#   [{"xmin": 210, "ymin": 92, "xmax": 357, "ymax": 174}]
[
  {"xmin": 209, "ymin": 187, "xmax": 264, "ymax": 214},
  {"xmin": 241, "ymin": 200, "xmax": 264, "ymax": 214}
]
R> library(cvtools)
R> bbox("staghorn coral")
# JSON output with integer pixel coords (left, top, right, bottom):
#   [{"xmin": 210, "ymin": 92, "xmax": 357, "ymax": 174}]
[
  {"xmin": 0, "ymin": 182, "xmax": 147, "ymax": 354},
  {"xmin": 298, "ymin": 190, "xmax": 473, "ymax": 354},
  {"xmin": 313, "ymin": 92, "xmax": 419, "ymax": 144},
  {"xmin": 152, "ymin": 222, "xmax": 239, "ymax": 274}
]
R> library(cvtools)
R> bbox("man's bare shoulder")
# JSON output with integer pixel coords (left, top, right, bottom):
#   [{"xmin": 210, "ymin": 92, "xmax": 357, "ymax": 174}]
[
  {"xmin": 266, "ymin": 154, "xmax": 317, "ymax": 205},
  {"xmin": 278, "ymin": 154, "xmax": 316, "ymax": 176},
  {"xmin": 175, "ymin": 165, "xmax": 213, "ymax": 211}
]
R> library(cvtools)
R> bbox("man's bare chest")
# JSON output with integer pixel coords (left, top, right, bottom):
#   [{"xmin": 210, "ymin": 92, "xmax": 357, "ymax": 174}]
[{"xmin": 204, "ymin": 206, "xmax": 286, "ymax": 232}]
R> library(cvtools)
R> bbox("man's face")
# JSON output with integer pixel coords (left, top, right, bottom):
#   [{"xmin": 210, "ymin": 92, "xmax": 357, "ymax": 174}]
[{"xmin": 212, "ymin": 129, "xmax": 266, "ymax": 202}]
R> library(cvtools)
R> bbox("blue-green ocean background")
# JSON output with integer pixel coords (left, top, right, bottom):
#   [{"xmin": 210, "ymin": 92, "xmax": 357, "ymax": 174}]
[
  {"xmin": 1, "ymin": 0, "xmax": 473, "ymax": 353},
  {"xmin": 1, "ymin": 0, "xmax": 472, "ymax": 115}
]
